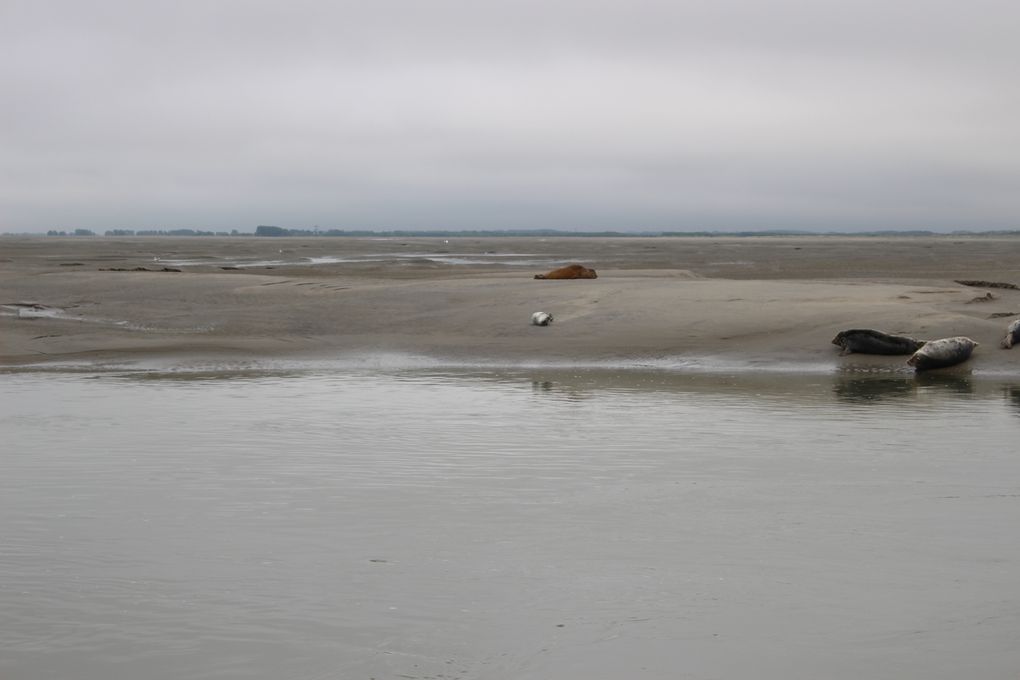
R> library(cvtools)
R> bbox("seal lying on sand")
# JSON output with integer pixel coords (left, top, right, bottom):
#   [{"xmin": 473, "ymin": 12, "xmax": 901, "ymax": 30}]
[
  {"xmin": 534, "ymin": 264, "xmax": 597, "ymax": 280},
  {"xmin": 907, "ymin": 337, "xmax": 978, "ymax": 370},
  {"xmin": 531, "ymin": 312, "xmax": 554, "ymax": 326},
  {"xmin": 831, "ymin": 329, "xmax": 926, "ymax": 355},
  {"xmin": 1001, "ymin": 319, "xmax": 1020, "ymax": 349}
]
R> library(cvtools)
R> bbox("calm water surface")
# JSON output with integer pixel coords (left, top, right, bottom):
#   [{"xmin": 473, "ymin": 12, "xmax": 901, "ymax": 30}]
[{"xmin": 2, "ymin": 366, "xmax": 1019, "ymax": 680}]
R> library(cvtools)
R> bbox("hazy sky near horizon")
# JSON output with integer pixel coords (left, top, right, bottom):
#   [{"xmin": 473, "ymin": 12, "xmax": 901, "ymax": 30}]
[{"xmin": 3, "ymin": 0, "xmax": 1019, "ymax": 233}]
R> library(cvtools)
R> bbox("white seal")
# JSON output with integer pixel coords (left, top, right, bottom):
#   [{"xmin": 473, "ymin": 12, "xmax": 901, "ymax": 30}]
[{"xmin": 531, "ymin": 312, "xmax": 554, "ymax": 326}]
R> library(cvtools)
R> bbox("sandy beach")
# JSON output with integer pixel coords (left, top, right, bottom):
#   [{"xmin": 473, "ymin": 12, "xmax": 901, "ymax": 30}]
[{"xmin": 3, "ymin": 234, "xmax": 1020, "ymax": 371}]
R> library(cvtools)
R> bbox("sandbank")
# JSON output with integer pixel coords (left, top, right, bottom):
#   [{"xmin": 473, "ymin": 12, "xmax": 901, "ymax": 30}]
[{"xmin": 3, "ymin": 235, "xmax": 1020, "ymax": 374}]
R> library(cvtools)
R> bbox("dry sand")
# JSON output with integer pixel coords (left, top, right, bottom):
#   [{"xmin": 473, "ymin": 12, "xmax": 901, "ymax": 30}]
[{"xmin": 3, "ymin": 234, "xmax": 1020, "ymax": 372}]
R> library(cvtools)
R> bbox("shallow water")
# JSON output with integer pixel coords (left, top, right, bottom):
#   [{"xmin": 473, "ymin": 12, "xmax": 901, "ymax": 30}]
[
  {"xmin": 2, "ymin": 367, "xmax": 1019, "ymax": 679},
  {"xmin": 159, "ymin": 251, "xmax": 563, "ymax": 269}
]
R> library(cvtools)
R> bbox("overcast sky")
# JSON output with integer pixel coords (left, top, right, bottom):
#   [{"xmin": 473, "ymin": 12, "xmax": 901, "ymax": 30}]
[{"xmin": 3, "ymin": 0, "xmax": 1018, "ymax": 232}]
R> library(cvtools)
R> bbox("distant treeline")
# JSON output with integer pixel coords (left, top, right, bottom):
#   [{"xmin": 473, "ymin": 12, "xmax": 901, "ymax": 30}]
[
  {"xmin": 23, "ymin": 226, "xmax": 1020, "ymax": 238},
  {"xmin": 252, "ymin": 226, "xmax": 652, "ymax": 236},
  {"xmin": 252, "ymin": 226, "xmax": 1020, "ymax": 238}
]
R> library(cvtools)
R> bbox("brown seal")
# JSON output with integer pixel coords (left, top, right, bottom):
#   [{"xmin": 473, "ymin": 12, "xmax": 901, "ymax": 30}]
[{"xmin": 534, "ymin": 264, "xmax": 597, "ymax": 280}]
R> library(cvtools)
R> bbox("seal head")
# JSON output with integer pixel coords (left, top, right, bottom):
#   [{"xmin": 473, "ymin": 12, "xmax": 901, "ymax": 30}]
[{"xmin": 1001, "ymin": 319, "xmax": 1020, "ymax": 349}]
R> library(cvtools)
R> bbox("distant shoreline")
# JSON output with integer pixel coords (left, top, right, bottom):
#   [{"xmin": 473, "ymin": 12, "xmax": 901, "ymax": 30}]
[{"xmin": 5, "ymin": 228, "xmax": 1020, "ymax": 238}]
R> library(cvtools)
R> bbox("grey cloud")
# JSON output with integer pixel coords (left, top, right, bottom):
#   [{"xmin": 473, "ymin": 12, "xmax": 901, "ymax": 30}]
[{"xmin": 2, "ymin": 0, "xmax": 1019, "ymax": 231}]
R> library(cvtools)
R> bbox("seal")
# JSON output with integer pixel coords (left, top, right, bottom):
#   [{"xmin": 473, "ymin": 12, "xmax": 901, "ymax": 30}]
[
  {"xmin": 531, "ymin": 312, "xmax": 554, "ymax": 326},
  {"xmin": 534, "ymin": 264, "xmax": 597, "ymax": 280},
  {"xmin": 831, "ymin": 329, "xmax": 926, "ymax": 355},
  {"xmin": 906, "ymin": 336, "xmax": 978, "ymax": 370},
  {"xmin": 1001, "ymin": 319, "xmax": 1020, "ymax": 349}
]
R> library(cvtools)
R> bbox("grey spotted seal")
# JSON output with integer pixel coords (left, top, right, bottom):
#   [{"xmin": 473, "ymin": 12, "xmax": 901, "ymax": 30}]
[
  {"xmin": 531, "ymin": 312, "xmax": 554, "ymax": 326},
  {"xmin": 832, "ymin": 329, "xmax": 926, "ymax": 355},
  {"xmin": 907, "ymin": 336, "xmax": 978, "ymax": 370},
  {"xmin": 1001, "ymin": 319, "xmax": 1020, "ymax": 349}
]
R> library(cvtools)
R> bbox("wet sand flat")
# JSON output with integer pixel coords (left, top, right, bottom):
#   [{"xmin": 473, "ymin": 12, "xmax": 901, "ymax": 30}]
[{"xmin": 3, "ymin": 235, "xmax": 1020, "ymax": 370}]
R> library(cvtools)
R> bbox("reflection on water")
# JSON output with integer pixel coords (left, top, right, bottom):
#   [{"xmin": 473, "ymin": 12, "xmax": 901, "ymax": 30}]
[
  {"xmin": 914, "ymin": 371, "xmax": 977, "ymax": 395},
  {"xmin": 833, "ymin": 376, "xmax": 918, "ymax": 403},
  {"xmin": 104, "ymin": 367, "xmax": 308, "ymax": 383},
  {"xmin": 832, "ymin": 372, "xmax": 977, "ymax": 403},
  {"xmin": 3, "ymin": 367, "xmax": 1020, "ymax": 680},
  {"xmin": 1005, "ymin": 386, "xmax": 1020, "ymax": 415}
]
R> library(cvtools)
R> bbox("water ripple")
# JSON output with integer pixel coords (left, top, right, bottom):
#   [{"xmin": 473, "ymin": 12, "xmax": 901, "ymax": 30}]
[{"xmin": 2, "ymin": 369, "xmax": 1020, "ymax": 679}]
